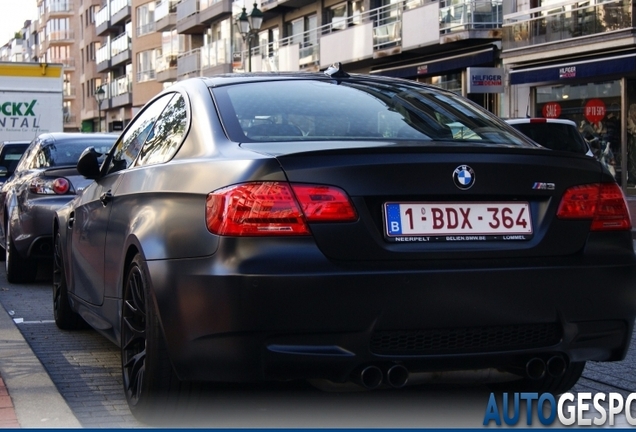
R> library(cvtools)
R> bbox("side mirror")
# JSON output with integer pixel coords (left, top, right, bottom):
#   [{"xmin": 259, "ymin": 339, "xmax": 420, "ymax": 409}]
[
  {"xmin": 77, "ymin": 147, "xmax": 102, "ymax": 180},
  {"xmin": 0, "ymin": 167, "xmax": 7, "ymax": 177}
]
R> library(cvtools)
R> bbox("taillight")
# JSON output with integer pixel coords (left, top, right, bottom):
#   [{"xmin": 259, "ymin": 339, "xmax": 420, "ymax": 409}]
[
  {"xmin": 556, "ymin": 183, "xmax": 632, "ymax": 231},
  {"xmin": 206, "ymin": 182, "xmax": 357, "ymax": 236},
  {"xmin": 290, "ymin": 184, "xmax": 358, "ymax": 222},
  {"xmin": 29, "ymin": 177, "xmax": 71, "ymax": 195}
]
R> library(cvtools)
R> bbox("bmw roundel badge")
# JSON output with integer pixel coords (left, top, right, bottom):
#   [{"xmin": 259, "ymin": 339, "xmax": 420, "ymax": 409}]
[{"xmin": 453, "ymin": 165, "xmax": 475, "ymax": 190}]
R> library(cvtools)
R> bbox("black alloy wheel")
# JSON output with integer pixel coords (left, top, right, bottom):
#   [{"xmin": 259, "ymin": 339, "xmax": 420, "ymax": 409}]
[
  {"xmin": 121, "ymin": 254, "xmax": 193, "ymax": 424},
  {"xmin": 53, "ymin": 231, "xmax": 85, "ymax": 330}
]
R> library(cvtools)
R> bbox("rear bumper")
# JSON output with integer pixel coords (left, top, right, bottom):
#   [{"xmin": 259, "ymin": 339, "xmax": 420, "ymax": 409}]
[
  {"xmin": 146, "ymin": 236, "xmax": 636, "ymax": 383},
  {"xmin": 13, "ymin": 195, "xmax": 73, "ymax": 258}
]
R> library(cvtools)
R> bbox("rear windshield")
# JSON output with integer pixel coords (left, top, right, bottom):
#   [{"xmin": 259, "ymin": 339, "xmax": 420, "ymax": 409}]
[
  {"xmin": 37, "ymin": 140, "xmax": 114, "ymax": 167},
  {"xmin": 212, "ymin": 79, "xmax": 531, "ymax": 147},
  {"xmin": 509, "ymin": 123, "xmax": 588, "ymax": 154}
]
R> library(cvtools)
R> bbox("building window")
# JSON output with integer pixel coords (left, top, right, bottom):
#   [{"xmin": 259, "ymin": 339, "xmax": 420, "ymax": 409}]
[
  {"xmin": 137, "ymin": 2, "xmax": 156, "ymax": 37},
  {"xmin": 137, "ymin": 50, "xmax": 157, "ymax": 82}
]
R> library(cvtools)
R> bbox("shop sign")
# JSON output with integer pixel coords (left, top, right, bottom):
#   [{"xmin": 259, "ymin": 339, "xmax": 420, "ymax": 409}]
[
  {"xmin": 542, "ymin": 102, "xmax": 561, "ymax": 118},
  {"xmin": 584, "ymin": 98, "xmax": 606, "ymax": 123},
  {"xmin": 417, "ymin": 65, "xmax": 428, "ymax": 75},
  {"xmin": 559, "ymin": 66, "xmax": 576, "ymax": 79},
  {"xmin": 466, "ymin": 67, "xmax": 504, "ymax": 93}
]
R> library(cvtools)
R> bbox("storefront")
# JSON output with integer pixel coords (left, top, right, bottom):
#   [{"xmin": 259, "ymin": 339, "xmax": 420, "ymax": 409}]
[
  {"xmin": 371, "ymin": 44, "xmax": 502, "ymax": 112},
  {"xmin": 507, "ymin": 51, "xmax": 636, "ymax": 192}
]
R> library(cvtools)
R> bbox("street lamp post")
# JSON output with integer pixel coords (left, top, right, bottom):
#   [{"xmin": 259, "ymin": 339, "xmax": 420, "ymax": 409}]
[
  {"xmin": 94, "ymin": 86, "xmax": 106, "ymax": 132},
  {"xmin": 235, "ymin": 3, "xmax": 263, "ymax": 72}
]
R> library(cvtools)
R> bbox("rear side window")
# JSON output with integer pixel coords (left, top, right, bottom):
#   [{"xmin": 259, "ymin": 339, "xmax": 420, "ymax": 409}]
[
  {"xmin": 105, "ymin": 93, "xmax": 175, "ymax": 174},
  {"xmin": 212, "ymin": 80, "xmax": 530, "ymax": 147},
  {"xmin": 510, "ymin": 123, "xmax": 588, "ymax": 154},
  {"xmin": 136, "ymin": 93, "xmax": 188, "ymax": 166}
]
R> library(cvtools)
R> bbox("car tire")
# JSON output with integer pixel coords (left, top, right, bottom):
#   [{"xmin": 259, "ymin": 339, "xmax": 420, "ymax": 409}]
[
  {"xmin": 121, "ymin": 253, "xmax": 197, "ymax": 424},
  {"xmin": 5, "ymin": 221, "xmax": 37, "ymax": 284},
  {"xmin": 490, "ymin": 361, "xmax": 585, "ymax": 395},
  {"xmin": 53, "ymin": 231, "xmax": 86, "ymax": 330}
]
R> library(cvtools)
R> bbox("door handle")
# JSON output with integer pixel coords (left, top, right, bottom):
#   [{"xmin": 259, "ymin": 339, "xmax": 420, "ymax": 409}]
[{"xmin": 100, "ymin": 190, "xmax": 113, "ymax": 206}]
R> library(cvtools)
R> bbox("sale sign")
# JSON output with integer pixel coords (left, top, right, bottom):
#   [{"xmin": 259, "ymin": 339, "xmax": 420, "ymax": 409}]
[
  {"xmin": 542, "ymin": 102, "xmax": 561, "ymax": 118},
  {"xmin": 584, "ymin": 99, "xmax": 606, "ymax": 123}
]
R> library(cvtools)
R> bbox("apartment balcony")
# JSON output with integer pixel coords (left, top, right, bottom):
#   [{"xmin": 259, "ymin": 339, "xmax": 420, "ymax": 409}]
[
  {"xmin": 110, "ymin": 32, "xmax": 131, "ymax": 67},
  {"xmin": 199, "ymin": 0, "xmax": 232, "ymax": 25},
  {"xmin": 439, "ymin": 0, "xmax": 503, "ymax": 43},
  {"xmin": 201, "ymin": 39, "xmax": 232, "ymax": 76},
  {"xmin": 44, "ymin": 1, "xmax": 74, "ymax": 21},
  {"xmin": 111, "ymin": 0, "xmax": 132, "ymax": 26},
  {"xmin": 109, "ymin": 75, "xmax": 132, "ymax": 108},
  {"xmin": 156, "ymin": 55, "xmax": 178, "ymax": 82},
  {"xmin": 50, "ymin": 57, "xmax": 76, "ymax": 70},
  {"xmin": 178, "ymin": 48, "xmax": 201, "ymax": 79},
  {"xmin": 240, "ymin": 0, "xmax": 493, "ymax": 73},
  {"xmin": 502, "ymin": 0, "xmax": 632, "ymax": 52},
  {"xmin": 155, "ymin": 0, "xmax": 178, "ymax": 32},
  {"xmin": 63, "ymin": 86, "xmax": 77, "ymax": 99},
  {"xmin": 41, "ymin": 30, "xmax": 75, "ymax": 53},
  {"xmin": 261, "ymin": 0, "xmax": 314, "ymax": 14},
  {"xmin": 177, "ymin": 0, "xmax": 207, "ymax": 34},
  {"xmin": 96, "ymin": 44, "xmax": 111, "ymax": 72},
  {"xmin": 95, "ymin": 4, "xmax": 111, "ymax": 36},
  {"xmin": 63, "ymin": 114, "xmax": 78, "ymax": 126},
  {"xmin": 316, "ymin": 0, "xmax": 420, "ymax": 68}
]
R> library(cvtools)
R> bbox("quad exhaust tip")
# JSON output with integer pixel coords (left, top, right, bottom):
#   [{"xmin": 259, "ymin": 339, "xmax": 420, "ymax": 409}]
[
  {"xmin": 352, "ymin": 364, "xmax": 410, "ymax": 389},
  {"xmin": 355, "ymin": 365, "xmax": 383, "ymax": 389},
  {"xmin": 386, "ymin": 364, "xmax": 409, "ymax": 388},
  {"xmin": 525, "ymin": 355, "xmax": 567, "ymax": 380}
]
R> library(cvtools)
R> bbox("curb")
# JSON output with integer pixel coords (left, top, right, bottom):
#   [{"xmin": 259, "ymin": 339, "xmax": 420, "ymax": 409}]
[{"xmin": 0, "ymin": 306, "xmax": 81, "ymax": 428}]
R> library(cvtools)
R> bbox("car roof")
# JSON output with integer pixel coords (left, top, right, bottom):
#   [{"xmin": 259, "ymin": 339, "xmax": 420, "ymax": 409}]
[
  {"xmin": 35, "ymin": 132, "xmax": 117, "ymax": 145},
  {"xmin": 505, "ymin": 118, "xmax": 578, "ymax": 126},
  {"xmin": 195, "ymin": 71, "xmax": 442, "ymax": 91}
]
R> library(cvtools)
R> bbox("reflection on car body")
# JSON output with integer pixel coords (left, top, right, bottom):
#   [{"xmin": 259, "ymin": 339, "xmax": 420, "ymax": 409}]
[
  {"xmin": 0, "ymin": 132, "xmax": 117, "ymax": 283},
  {"xmin": 52, "ymin": 67, "xmax": 636, "ymax": 423}
]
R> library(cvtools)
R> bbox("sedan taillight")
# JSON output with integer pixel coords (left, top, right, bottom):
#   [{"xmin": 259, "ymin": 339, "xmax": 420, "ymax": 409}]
[
  {"xmin": 29, "ymin": 177, "xmax": 72, "ymax": 195},
  {"xmin": 206, "ymin": 182, "xmax": 357, "ymax": 236},
  {"xmin": 556, "ymin": 183, "xmax": 632, "ymax": 231}
]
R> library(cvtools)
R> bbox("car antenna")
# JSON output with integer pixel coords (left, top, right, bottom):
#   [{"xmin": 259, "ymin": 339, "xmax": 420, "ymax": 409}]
[{"xmin": 324, "ymin": 62, "xmax": 350, "ymax": 79}]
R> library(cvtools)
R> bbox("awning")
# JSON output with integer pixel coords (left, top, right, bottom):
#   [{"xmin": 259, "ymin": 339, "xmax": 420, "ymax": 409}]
[
  {"xmin": 510, "ymin": 53, "xmax": 636, "ymax": 85},
  {"xmin": 372, "ymin": 47, "xmax": 496, "ymax": 79}
]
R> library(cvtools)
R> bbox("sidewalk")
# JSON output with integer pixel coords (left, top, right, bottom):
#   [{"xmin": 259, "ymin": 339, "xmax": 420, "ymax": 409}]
[{"xmin": 0, "ymin": 305, "xmax": 81, "ymax": 428}]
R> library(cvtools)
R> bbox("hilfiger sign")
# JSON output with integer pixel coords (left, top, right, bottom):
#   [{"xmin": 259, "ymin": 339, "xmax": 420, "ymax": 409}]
[
  {"xmin": 559, "ymin": 66, "xmax": 576, "ymax": 79},
  {"xmin": 467, "ymin": 67, "xmax": 504, "ymax": 93}
]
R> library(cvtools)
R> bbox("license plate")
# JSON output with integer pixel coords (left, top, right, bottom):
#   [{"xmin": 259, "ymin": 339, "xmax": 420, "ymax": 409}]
[{"xmin": 384, "ymin": 202, "xmax": 533, "ymax": 241}]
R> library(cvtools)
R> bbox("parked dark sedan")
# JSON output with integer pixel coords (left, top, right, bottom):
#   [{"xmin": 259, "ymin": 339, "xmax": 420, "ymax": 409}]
[
  {"xmin": 0, "ymin": 132, "xmax": 117, "ymax": 283},
  {"xmin": 53, "ymin": 67, "xmax": 636, "ymax": 422}
]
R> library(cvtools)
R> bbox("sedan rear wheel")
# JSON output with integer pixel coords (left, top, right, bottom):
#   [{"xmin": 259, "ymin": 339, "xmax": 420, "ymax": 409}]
[
  {"xmin": 5, "ymin": 221, "xmax": 37, "ymax": 284},
  {"xmin": 53, "ymin": 231, "xmax": 86, "ymax": 330},
  {"xmin": 121, "ymin": 254, "xmax": 196, "ymax": 424}
]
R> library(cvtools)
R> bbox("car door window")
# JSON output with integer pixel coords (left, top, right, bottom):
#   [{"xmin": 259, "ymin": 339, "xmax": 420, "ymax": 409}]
[
  {"xmin": 104, "ymin": 93, "xmax": 174, "ymax": 174},
  {"xmin": 136, "ymin": 93, "xmax": 188, "ymax": 166}
]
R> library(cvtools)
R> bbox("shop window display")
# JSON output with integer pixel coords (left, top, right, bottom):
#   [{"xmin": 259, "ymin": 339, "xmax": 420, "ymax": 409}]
[{"xmin": 536, "ymin": 81, "xmax": 622, "ymax": 184}]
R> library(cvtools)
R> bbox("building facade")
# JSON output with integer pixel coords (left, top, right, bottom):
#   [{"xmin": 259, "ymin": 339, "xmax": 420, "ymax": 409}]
[
  {"xmin": 502, "ymin": 0, "xmax": 636, "ymax": 192},
  {"xmin": 5, "ymin": 0, "xmax": 636, "ymax": 194}
]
